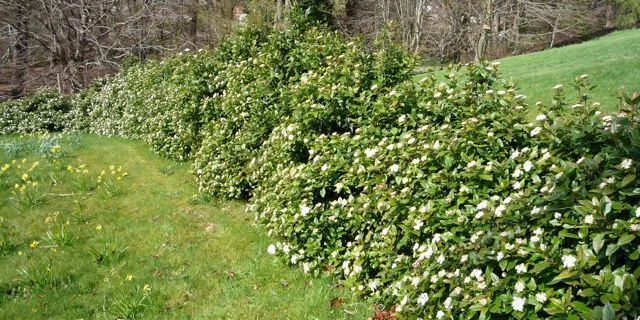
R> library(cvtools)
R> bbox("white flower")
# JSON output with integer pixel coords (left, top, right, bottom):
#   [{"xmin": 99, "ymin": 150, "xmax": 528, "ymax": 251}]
[
  {"xmin": 530, "ymin": 127, "xmax": 542, "ymax": 137},
  {"xmin": 369, "ymin": 280, "xmax": 378, "ymax": 291},
  {"xmin": 530, "ymin": 235, "xmax": 540, "ymax": 243},
  {"xmin": 467, "ymin": 160, "xmax": 477, "ymax": 168},
  {"xmin": 321, "ymin": 164, "xmax": 328, "ymax": 171},
  {"xmin": 515, "ymin": 281, "xmax": 525, "ymax": 293},
  {"xmin": 282, "ymin": 244, "xmax": 290, "ymax": 254},
  {"xmin": 300, "ymin": 204, "xmax": 311, "ymax": 216},
  {"xmin": 291, "ymin": 255, "xmax": 298, "ymax": 264},
  {"xmin": 476, "ymin": 200, "xmax": 489, "ymax": 210},
  {"xmin": 389, "ymin": 164, "xmax": 400, "ymax": 173},
  {"xmin": 621, "ymin": 158, "xmax": 633, "ymax": 170},
  {"xmin": 554, "ymin": 212, "xmax": 562, "ymax": 219},
  {"xmin": 496, "ymin": 252, "xmax": 504, "ymax": 261},
  {"xmin": 470, "ymin": 268, "xmax": 483, "ymax": 281},
  {"xmin": 436, "ymin": 310, "xmax": 445, "ymax": 319},
  {"xmin": 512, "ymin": 168, "xmax": 523, "ymax": 178},
  {"xmin": 512, "ymin": 181, "xmax": 522, "ymax": 190},
  {"xmin": 443, "ymin": 297, "xmax": 452, "ymax": 309},
  {"xmin": 562, "ymin": 255, "xmax": 577, "ymax": 268},
  {"xmin": 531, "ymin": 206, "xmax": 541, "ymax": 215},
  {"xmin": 536, "ymin": 114, "xmax": 547, "ymax": 121},
  {"xmin": 433, "ymin": 140, "xmax": 441, "ymax": 149},
  {"xmin": 536, "ymin": 292, "xmax": 547, "ymax": 304},
  {"xmin": 636, "ymin": 207, "xmax": 640, "ymax": 218},
  {"xmin": 461, "ymin": 254, "xmax": 468, "ymax": 263},
  {"xmin": 523, "ymin": 161, "xmax": 533, "ymax": 172},
  {"xmin": 515, "ymin": 263, "xmax": 527, "ymax": 274},
  {"xmin": 512, "ymin": 296, "xmax": 526, "ymax": 312},
  {"xmin": 364, "ymin": 148, "xmax": 378, "ymax": 158},
  {"xmin": 510, "ymin": 150, "xmax": 520, "ymax": 159},
  {"xmin": 437, "ymin": 254, "xmax": 445, "ymax": 264},
  {"xmin": 417, "ymin": 292, "xmax": 429, "ymax": 306},
  {"xmin": 553, "ymin": 84, "xmax": 563, "ymax": 90},
  {"xmin": 495, "ymin": 204, "xmax": 506, "ymax": 217},
  {"xmin": 413, "ymin": 219, "xmax": 424, "ymax": 230},
  {"xmin": 584, "ymin": 214, "xmax": 594, "ymax": 224},
  {"xmin": 267, "ymin": 244, "xmax": 276, "ymax": 255},
  {"xmin": 335, "ymin": 183, "xmax": 344, "ymax": 193}
]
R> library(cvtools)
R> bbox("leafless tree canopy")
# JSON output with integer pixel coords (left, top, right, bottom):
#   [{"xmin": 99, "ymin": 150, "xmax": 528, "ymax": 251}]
[
  {"xmin": 1, "ymin": 0, "xmax": 637, "ymax": 99},
  {"xmin": 336, "ymin": 0, "xmax": 635, "ymax": 63},
  {"xmin": 0, "ymin": 0, "xmax": 241, "ymax": 98}
]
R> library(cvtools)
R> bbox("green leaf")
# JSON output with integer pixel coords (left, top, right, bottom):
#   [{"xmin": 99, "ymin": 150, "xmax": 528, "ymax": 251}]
[
  {"xmin": 621, "ymin": 174, "xmax": 636, "ymax": 187},
  {"xmin": 531, "ymin": 261, "xmax": 549, "ymax": 274},
  {"xmin": 602, "ymin": 302, "xmax": 615, "ymax": 320},
  {"xmin": 548, "ymin": 269, "xmax": 578, "ymax": 285},
  {"xmin": 617, "ymin": 234, "xmax": 635, "ymax": 246},
  {"xmin": 606, "ymin": 244, "xmax": 620, "ymax": 257},
  {"xmin": 319, "ymin": 188, "xmax": 326, "ymax": 198},
  {"xmin": 578, "ymin": 288, "xmax": 595, "ymax": 297},
  {"xmin": 592, "ymin": 234, "xmax": 605, "ymax": 253}
]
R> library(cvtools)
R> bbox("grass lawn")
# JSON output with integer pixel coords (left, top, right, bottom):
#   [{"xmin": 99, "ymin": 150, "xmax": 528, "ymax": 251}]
[
  {"xmin": 495, "ymin": 29, "xmax": 640, "ymax": 111},
  {"xmin": 0, "ymin": 134, "xmax": 371, "ymax": 319},
  {"xmin": 415, "ymin": 29, "xmax": 640, "ymax": 111}
]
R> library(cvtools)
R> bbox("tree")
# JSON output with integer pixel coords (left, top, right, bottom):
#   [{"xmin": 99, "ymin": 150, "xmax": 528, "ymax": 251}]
[{"xmin": 0, "ymin": 0, "xmax": 242, "ymax": 96}]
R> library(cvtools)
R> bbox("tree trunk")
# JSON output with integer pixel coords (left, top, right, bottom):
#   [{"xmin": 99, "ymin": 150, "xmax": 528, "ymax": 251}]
[
  {"xmin": 474, "ymin": 0, "xmax": 492, "ymax": 62},
  {"xmin": 190, "ymin": 0, "xmax": 198, "ymax": 47},
  {"xmin": 605, "ymin": 1, "xmax": 614, "ymax": 28},
  {"xmin": 10, "ymin": 4, "xmax": 28, "ymax": 98}
]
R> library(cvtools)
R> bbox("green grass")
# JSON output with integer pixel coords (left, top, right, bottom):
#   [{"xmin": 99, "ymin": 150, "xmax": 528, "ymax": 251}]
[
  {"xmin": 0, "ymin": 134, "xmax": 371, "ymax": 319},
  {"xmin": 414, "ymin": 29, "xmax": 640, "ymax": 111},
  {"xmin": 496, "ymin": 29, "xmax": 640, "ymax": 110}
]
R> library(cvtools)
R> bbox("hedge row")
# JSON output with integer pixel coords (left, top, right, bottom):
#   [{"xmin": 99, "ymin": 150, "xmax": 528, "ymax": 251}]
[
  {"xmin": 1, "ymin": 21, "xmax": 640, "ymax": 319},
  {"xmin": 0, "ymin": 90, "xmax": 74, "ymax": 135}
]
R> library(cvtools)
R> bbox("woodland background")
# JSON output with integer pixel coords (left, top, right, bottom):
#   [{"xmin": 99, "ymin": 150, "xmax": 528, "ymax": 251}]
[{"xmin": 0, "ymin": 0, "xmax": 638, "ymax": 99}]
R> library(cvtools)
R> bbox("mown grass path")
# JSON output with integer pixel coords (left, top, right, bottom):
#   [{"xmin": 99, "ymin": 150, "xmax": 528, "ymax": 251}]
[{"xmin": 0, "ymin": 135, "xmax": 370, "ymax": 319}]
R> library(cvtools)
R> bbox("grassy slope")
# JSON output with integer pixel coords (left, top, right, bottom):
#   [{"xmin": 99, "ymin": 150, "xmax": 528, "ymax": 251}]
[
  {"xmin": 496, "ymin": 29, "xmax": 640, "ymax": 110},
  {"xmin": 0, "ymin": 135, "xmax": 370, "ymax": 319},
  {"xmin": 414, "ymin": 29, "xmax": 640, "ymax": 111}
]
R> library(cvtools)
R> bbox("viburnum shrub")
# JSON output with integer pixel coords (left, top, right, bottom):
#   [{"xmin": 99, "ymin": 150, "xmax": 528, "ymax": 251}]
[
  {"xmin": 250, "ymin": 66, "xmax": 640, "ymax": 318},
  {"xmin": 0, "ymin": 90, "xmax": 74, "ymax": 134},
  {"xmin": 74, "ymin": 50, "xmax": 222, "ymax": 160},
  {"xmin": 193, "ymin": 23, "xmax": 414, "ymax": 199}
]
